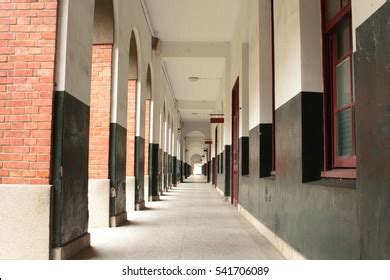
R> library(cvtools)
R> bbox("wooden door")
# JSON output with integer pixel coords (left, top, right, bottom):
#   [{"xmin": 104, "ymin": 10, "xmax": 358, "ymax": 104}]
[
  {"xmin": 231, "ymin": 78, "xmax": 239, "ymax": 206},
  {"xmin": 214, "ymin": 127, "xmax": 218, "ymax": 187}
]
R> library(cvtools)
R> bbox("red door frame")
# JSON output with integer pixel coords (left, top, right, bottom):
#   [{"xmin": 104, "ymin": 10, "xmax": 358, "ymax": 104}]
[
  {"xmin": 231, "ymin": 78, "xmax": 240, "ymax": 206},
  {"xmin": 214, "ymin": 126, "xmax": 218, "ymax": 187}
]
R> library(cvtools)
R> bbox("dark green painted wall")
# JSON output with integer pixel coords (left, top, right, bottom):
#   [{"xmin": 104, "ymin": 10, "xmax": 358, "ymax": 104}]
[
  {"xmin": 109, "ymin": 123, "xmax": 127, "ymax": 217},
  {"xmin": 355, "ymin": 3, "xmax": 390, "ymax": 259},
  {"xmin": 134, "ymin": 136, "xmax": 145, "ymax": 205},
  {"xmin": 51, "ymin": 91, "xmax": 89, "ymax": 247},
  {"xmin": 239, "ymin": 95, "xmax": 360, "ymax": 259}
]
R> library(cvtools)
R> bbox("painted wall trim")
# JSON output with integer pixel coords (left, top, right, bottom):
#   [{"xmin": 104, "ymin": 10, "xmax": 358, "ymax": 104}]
[
  {"xmin": 55, "ymin": 0, "xmax": 69, "ymax": 92},
  {"xmin": 237, "ymin": 204, "xmax": 306, "ymax": 260},
  {"xmin": 216, "ymin": 186, "xmax": 224, "ymax": 197}
]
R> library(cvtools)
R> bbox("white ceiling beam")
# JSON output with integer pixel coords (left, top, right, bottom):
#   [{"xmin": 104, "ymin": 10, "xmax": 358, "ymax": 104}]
[
  {"xmin": 161, "ymin": 42, "xmax": 230, "ymax": 59},
  {"xmin": 177, "ymin": 100, "xmax": 215, "ymax": 110}
]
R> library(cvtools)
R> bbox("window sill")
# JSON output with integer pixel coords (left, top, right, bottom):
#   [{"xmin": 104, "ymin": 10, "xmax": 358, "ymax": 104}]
[
  {"xmin": 261, "ymin": 175, "xmax": 275, "ymax": 181},
  {"xmin": 306, "ymin": 177, "xmax": 356, "ymax": 190},
  {"xmin": 321, "ymin": 169, "xmax": 356, "ymax": 179}
]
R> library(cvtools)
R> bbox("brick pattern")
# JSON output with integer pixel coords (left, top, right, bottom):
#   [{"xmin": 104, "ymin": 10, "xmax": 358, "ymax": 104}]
[
  {"xmin": 126, "ymin": 80, "xmax": 136, "ymax": 177},
  {"xmin": 0, "ymin": 0, "xmax": 57, "ymax": 185},
  {"xmin": 88, "ymin": 45, "xmax": 112, "ymax": 179},
  {"xmin": 144, "ymin": 99, "xmax": 150, "ymax": 175}
]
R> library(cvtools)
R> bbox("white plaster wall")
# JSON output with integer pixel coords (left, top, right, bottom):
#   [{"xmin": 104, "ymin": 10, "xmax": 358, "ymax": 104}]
[
  {"xmin": 56, "ymin": 0, "xmax": 95, "ymax": 105},
  {"xmin": 223, "ymin": 61, "xmax": 232, "ymax": 145},
  {"xmin": 258, "ymin": 0, "xmax": 273, "ymax": 124},
  {"xmin": 246, "ymin": 0, "xmax": 277, "ymax": 127},
  {"xmin": 274, "ymin": 0, "xmax": 323, "ymax": 109},
  {"xmin": 241, "ymin": 43, "xmax": 250, "ymax": 137},
  {"xmin": 229, "ymin": 1, "xmax": 249, "ymax": 138},
  {"xmin": 300, "ymin": 0, "xmax": 323, "ymax": 94},
  {"xmin": 151, "ymin": 53, "xmax": 162, "ymax": 144},
  {"xmin": 248, "ymin": 0, "xmax": 261, "ymax": 128},
  {"xmin": 274, "ymin": 0, "xmax": 302, "ymax": 109},
  {"xmin": 352, "ymin": 0, "xmax": 388, "ymax": 51}
]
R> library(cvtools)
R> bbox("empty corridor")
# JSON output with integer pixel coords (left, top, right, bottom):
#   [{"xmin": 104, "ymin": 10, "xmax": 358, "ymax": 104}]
[{"xmin": 75, "ymin": 176, "xmax": 284, "ymax": 260}]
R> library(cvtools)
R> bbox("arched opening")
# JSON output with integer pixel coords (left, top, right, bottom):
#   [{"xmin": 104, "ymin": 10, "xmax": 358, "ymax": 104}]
[
  {"xmin": 88, "ymin": 0, "xmax": 114, "ymax": 228},
  {"xmin": 191, "ymin": 154, "xmax": 203, "ymax": 175},
  {"xmin": 126, "ymin": 31, "xmax": 139, "ymax": 179},
  {"xmin": 159, "ymin": 103, "xmax": 167, "ymax": 195},
  {"xmin": 183, "ymin": 130, "xmax": 207, "ymax": 179},
  {"xmin": 144, "ymin": 65, "xmax": 152, "ymax": 201},
  {"xmin": 125, "ymin": 30, "xmax": 139, "ymax": 212}
]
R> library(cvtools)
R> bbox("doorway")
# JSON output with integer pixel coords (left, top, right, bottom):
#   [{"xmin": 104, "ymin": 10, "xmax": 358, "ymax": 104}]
[
  {"xmin": 231, "ymin": 78, "xmax": 239, "ymax": 206},
  {"xmin": 213, "ymin": 126, "xmax": 218, "ymax": 187}
]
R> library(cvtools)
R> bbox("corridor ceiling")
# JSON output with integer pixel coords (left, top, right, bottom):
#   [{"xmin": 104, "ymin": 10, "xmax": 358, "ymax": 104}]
[
  {"xmin": 144, "ymin": 0, "xmax": 241, "ymax": 122},
  {"xmin": 144, "ymin": 0, "xmax": 241, "ymax": 42}
]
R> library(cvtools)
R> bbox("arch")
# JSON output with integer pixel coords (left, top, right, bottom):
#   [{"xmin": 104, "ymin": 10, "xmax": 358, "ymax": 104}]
[
  {"xmin": 181, "ymin": 123, "xmax": 210, "ymax": 139},
  {"xmin": 126, "ymin": 29, "xmax": 142, "ymax": 177},
  {"xmin": 128, "ymin": 30, "xmax": 139, "ymax": 80},
  {"xmin": 88, "ymin": 0, "xmax": 115, "ymax": 228},
  {"xmin": 88, "ymin": 0, "xmax": 115, "ymax": 180},
  {"xmin": 93, "ymin": 0, "xmax": 114, "ymax": 44},
  {"xmin": 187, "ymin": 141, "xmax": 206, "ymax": 163},
  {"xmin": 143, "ymin": 64, "xmax": 153, "ymax": 201},
  {"xmin": 146, "ymin": 63, "xmax": 153, "ymax": 100},
  {"xmin": 188, "ymin": 142, "xmax": 204, "ymax": 150},
  {"xmin": 190, "ymin": 154, "xmax": 203, "ymax": 164}
]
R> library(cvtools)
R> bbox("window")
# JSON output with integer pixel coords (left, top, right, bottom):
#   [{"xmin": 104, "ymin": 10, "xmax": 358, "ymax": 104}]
[{"xmin": 322, "ymin": 0, "xmax": 356, "ymax": 178}]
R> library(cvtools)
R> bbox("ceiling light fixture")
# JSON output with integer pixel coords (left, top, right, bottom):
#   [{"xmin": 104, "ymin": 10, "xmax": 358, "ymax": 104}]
[{"xmin": 188, "ymin": 76, "xmax": 200, "ymax": 82}]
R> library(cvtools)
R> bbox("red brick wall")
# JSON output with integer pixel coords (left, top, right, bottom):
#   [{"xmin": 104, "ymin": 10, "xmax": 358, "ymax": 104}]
[
  {"xmin": 144, "ymin": 99, "xmax": 150, "ymax": 175},
  {"xmin": 0, "ymin": 0, "xmax": 57, "ymax": 185},
  {"xmin": 126, "ymin": 80, "xmax": 136, "ymax": 177},
  {"xmin": 88, "ymin": 45, "xmax": 112, "ymax": 179}
]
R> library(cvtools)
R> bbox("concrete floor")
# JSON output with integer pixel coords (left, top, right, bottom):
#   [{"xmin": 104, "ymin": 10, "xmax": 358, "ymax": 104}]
[{"xmin": 75, "ymin": 175, "xmax": 284, "ymax": 260}]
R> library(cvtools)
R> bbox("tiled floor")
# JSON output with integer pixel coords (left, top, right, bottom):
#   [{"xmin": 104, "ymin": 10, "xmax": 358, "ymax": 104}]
[{"xmin": 74, "ymin": 175, "xmax": 284, "ymax": 260}]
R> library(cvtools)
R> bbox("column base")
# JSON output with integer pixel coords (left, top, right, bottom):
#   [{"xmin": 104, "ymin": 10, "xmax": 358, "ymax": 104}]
[
  {"xmin": 109, "ymin": 211, "xmax": 127, "ymax": 227},
  {"xmin": 135, "ymin": 201, "xmax": 145, "ymax": 211},
  {"xmin": 51, "ymin": 233, "xmax": 90, "ymax": 260},
  {"xmin": 151, "ymin": 195, "xmax": 160, "ymax": 201}
]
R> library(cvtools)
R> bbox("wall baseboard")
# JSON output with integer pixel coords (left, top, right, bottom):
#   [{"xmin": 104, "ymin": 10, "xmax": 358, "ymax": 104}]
[
  {"xmin": 237, "ymin": 204, "xmax": 306, "ymax": 260},
  {"xmin": 51, "ymin": 233, "xmax": 90, "ymax": 260},
  {"xmin": 215, "ymin": 187, "xmax": 231, "ymax": 202},
  {"xmin": 215, "ymin": 186, "xmax": 224, "ymax": 196}
]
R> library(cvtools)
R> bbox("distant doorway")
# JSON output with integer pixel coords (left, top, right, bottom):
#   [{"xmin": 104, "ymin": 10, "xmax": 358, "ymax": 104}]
[
  {"xmin": 231, "ymin": 78, "xmax": 239, "ymax": 206},
  {"xmin": 193, "ymin": 164, "xmax": 202, "ymax": 175},
  {"xmin": 213, "ymin": 126, "xmax": 218, "ymax": 187}
]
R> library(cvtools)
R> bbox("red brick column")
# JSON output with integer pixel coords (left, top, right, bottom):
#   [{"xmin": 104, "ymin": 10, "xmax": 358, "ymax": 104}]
[
  {"xmin": 88, "ymin": 44, "xmax": 112, "ymax": 179},
  {"xmin": 144, "ymin": 99, "xmax": 150, "ymax": 175},
  {"xmin": 0, "ymin": 0, "xmax": 57, "ymax": 185},
  {"xmin": 126, "ymin": 80, "xmax": 136, "ymax": 177}
]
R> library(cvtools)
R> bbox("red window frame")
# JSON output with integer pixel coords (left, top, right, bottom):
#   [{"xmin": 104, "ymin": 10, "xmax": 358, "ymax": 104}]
[{"xmin": 321, "ymin": 0, "xmax": 356, "ymax": 178}]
